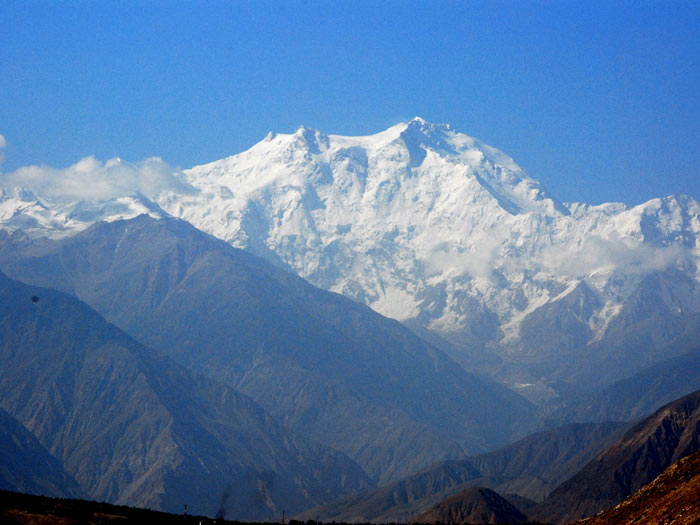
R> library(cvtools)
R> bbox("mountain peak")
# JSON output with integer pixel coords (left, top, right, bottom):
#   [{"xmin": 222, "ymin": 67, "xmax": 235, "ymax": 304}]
[
  {"xmin": 404, "ymin": 116, "xmax": 450, "ymax": 130},
  {"xmin": 399, "ymin": 118, "xmax": 458, "ymax": 166},
  {"xmin": 402, "ymin": 117, "xmax": 454, "ymax": 139},
  {"xmin": 0, "ymin": 187, "xmax": 42, "ymax": 204},
  {"xmin": 405, "ymin": 116, "xmax": 453, "ymax": 131},
  {"xmin": 0, "ymin": 190, "xmax": 168, "ymax": 239},
  {"xmin": 414, "ymin": 487, "xmax": 527, "ymax": 525},
  {"xmin": 293, "ymin": 125, "xmax": 330, "ymax": 154}
]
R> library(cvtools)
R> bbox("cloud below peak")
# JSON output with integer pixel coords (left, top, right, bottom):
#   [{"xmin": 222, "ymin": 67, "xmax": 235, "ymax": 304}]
[
  {"xmin": 542, "ymin": 234, "xmax": 690, "ymax": 278},
  {"xmin": 0, "ymin": 155, "xmax": 194, "ymax": 202}
]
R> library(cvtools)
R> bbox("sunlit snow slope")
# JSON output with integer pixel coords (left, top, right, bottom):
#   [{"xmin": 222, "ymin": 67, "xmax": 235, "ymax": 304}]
[
  {"xmin": 156, "ymin": 118, "xmax": 700, "ymax": 399},
  {"xmin": 0, "ymin": 187, "xmax": 165, "ymax": 238}
]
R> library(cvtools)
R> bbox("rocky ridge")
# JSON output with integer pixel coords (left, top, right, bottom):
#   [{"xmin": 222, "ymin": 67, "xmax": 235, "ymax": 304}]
[
  {"xmin": 577, "ymin": 450, "xmax": 700, "ymax": 525},
  {"xmin": 532, "ymin": 388, "xmax": 700, "ymax": 523}
]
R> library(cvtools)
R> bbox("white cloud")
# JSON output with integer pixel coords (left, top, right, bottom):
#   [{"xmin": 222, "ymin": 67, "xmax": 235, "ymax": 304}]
[
  {"xmin": 0, "ymin": 135, "xmax": 6, "ymax": 166},
  {"xmin": 0, "ymin": 155, "xmax": 195, "ymax": 202},
  {"xmin": 424, "ymin": 231, "xmax": 506, "ymax": 281},
  {"xmin": 542, "ymin": 234, "xmax": 689, "ymax": 277}
]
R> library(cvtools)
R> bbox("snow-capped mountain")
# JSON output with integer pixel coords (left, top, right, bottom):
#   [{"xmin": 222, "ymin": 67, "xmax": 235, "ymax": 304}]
[
  {"xmin": 3, "ymin": 118, "xmax": 699, "ymax": 400},
  {"xmin": 0, "ymin": 187, "xmax": 166, "ymax": 238},
  {"xmin": 158, "ymin": 118, "xmax": 570, "ymax": 321},
  {"xmin": 155, "ymin": 118, "xmax": 700, "ymax": 399}
]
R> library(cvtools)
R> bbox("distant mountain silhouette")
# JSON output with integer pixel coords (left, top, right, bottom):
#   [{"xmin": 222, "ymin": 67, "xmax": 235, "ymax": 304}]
[
  {"xmin": 0, "ymin": 215, "xmax": 533, "ymax": 484},
  {"xmin": 413, "ymin": 487, "xmax": 526, "ymax": 524},
  {"xmin": 0, "ymin": 271, "xmax": 370, "ymax": 519},
  {"xmin": 532, "ymin": 388, "xmax": 700, "ymax": 524},
  {"xmin": 547, "ymin": 345, "xmax": 700, "ymax": 425},
  {"xmin": 297, "ymin": 421, "xmax": 625, "ymax": 523}
]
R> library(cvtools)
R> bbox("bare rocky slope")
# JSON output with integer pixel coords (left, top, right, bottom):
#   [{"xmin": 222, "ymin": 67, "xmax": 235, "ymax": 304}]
[
  {"xmin": 531, "ymin": 388, "xmax": 700, "ymax": 524},
  {"xmin": 413, "ymin": 487, "xmax": 527, "ymax": 525},
  {"xmin": 0, "ymin": 407, "xmax": 83, "ymax": 499},
  {"xmin": 577, "ymin": 450, "xmax": 700, "ymax": 525},
  {"xmin": 0, "ymin": 215, "xmax": 532, "ymax": 484},
  {"xmin": 297, "ymin": 421, "xmax": 626, "ymax": 523},
  {"xmin": 0, "ymin": 271, "xmax": 370, "ymax": 519}
]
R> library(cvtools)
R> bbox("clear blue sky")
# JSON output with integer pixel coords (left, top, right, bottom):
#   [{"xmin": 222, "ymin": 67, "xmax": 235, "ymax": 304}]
[{"xmin": 1, "ymin": 1, "xmax": 699, "ymax": 206}]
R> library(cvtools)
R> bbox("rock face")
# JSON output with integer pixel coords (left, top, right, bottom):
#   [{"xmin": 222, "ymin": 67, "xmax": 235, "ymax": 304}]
[
  {"xmin": 413, "ymin": 487, "xmax": 527, "ymax": 524},
  {"xmin": 577, "ymin": 450, "xmax": 700, "ymax": 525},
  {"xmin": 0, "ymin": 215, "xmax": 532, "ymax": 485},
  {"xmin": 297, "ymin": 421, "xmax": 626, "ymax": 523},
  {"xmin": 0, "ymin": 407, "xmax": 83, "ymax": 498},
  {"xmin": 0, "ymin": 271, "xmax": 371, "ymax": 519},
  {"xmin": 532, "ymin": 388, "xmax": 700, "ymax": 524}
]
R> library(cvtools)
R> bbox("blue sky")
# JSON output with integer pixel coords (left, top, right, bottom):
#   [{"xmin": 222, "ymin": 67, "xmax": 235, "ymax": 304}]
[{"xmin": 1, "ymin": 1, "xmax": 699, "ymax": 206}]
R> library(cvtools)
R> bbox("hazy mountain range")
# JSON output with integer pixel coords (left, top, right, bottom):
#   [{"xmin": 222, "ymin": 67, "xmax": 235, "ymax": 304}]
[
  {"xmin": 0, "ymin": 271, "xmax": 370, "ymax": 519},
  {"xmin": 0, "ymin": 406, "xmax": 83, "ymax": 499},
  {"xmin": 299, "ymin": 387, "xmax": 700, "ymax": 524},
  {"xmin": 0, "ymin": 215, "xmax": 532, "ymax": 485},
  {"xmin": 532, "ymin": 388, "xmax": 700, "ymax": 523},
  {"xmin": 297, "ymin": 421, "xmax": 627, "ymax": 523},
  {"xmin": 3, "ymin": 119, "xmax": 699, "ymax": 403},
  {"xmin": 156, "ymin": 118, "xmax": 700, "ymax": 401},
  {"xmin": 1, "ymin": 119, "xmax": 700, "ymax": 520}
]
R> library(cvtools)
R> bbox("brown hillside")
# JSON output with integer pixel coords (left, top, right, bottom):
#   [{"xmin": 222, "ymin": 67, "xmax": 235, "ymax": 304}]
[
  {"xmin": 577, "ymin": 450, "xmax": 700, "ymax": 525},
  {"xmin": 532, "ymin": 388, "xmax": 700, "ymax": 524},
  {"xmin": 413, "ymin": 487, "xmax": 527, "ymax": 524}
]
